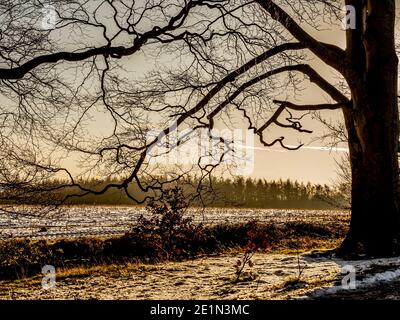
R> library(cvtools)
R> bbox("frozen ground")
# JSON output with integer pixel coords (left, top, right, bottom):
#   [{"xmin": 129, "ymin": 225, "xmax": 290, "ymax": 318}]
[
  {"xmin": 3, "ymin": 206, "xmax": 394, "ymax": 300},
  {"xmin": 0, "ymin": 206, "xmax": 349, "ymax": 240},
  {"xmin": 2, "ymin": 251, "xmax": 400, "ymax": 300}
]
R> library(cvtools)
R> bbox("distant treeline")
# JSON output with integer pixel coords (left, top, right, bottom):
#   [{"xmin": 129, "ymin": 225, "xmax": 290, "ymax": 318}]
[
  {"xmin": 209, "ymin": 177, "xmax": 341, "ymax": 209},
  {"xmin": 48, "ymin": 176, "xmax": 343, "ymax": 209}
]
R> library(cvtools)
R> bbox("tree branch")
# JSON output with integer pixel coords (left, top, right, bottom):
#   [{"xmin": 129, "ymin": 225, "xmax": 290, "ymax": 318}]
[
  {"xmin": 272, "ymin": 100, "xmax": 350, "ymax": 111},
  {"xmin": 256, "ymin": 0, "xmax": 346, "ymax": 73},
  {"xmin": 0, "ymin": 0, "xmax": 199, "ymax": 80}
]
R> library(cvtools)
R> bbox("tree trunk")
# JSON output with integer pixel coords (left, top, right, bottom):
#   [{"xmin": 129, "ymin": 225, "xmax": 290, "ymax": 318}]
[{"xmin": 339, "ymin": 0, "xmax": 400, "ymax": 257}]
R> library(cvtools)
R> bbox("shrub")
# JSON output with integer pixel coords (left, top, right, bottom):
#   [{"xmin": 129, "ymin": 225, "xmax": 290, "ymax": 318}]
[{"xmin": 126, "ymin": 187, "xmax": 207, "ymax": 259}]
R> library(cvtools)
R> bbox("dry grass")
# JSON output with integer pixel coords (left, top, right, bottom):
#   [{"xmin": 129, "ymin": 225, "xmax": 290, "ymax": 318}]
[
  {"xmin": 0, "ymin": 220, "xmax": 347, "ymax": 281},
  {"xmin": 0, "ymin": 251, "xmax": 345, "ymax": 300}
]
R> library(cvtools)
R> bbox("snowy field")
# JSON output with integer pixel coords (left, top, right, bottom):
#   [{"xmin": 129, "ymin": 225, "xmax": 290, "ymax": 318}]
[
  {"xmin": 0, "ymin": 206, "xmax": 349, "ymax": 240},
  {"xmin": 3, "ymin": 206, "xmax": 400, "ymax": 300},
  {"xmin": 3, "ymin": 252, "xmax": 400, "ymax": 300}
]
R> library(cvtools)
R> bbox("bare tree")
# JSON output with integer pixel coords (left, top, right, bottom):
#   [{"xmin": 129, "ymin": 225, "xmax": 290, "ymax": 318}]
[{"xmin": 0, "ymin": 0, "xmax": 400, "ymax": 257}]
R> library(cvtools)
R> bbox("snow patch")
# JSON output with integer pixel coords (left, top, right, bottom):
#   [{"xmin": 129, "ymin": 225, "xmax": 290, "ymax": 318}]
[{"xmin": 310, "ymin": 256, "xmax": 400, "ymax": 298}]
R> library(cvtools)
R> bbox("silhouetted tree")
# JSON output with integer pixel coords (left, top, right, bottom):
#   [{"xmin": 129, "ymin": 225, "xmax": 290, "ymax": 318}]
[{"xmin": 0, "ymin": 0, "xmax": 399, "ymax": 256}]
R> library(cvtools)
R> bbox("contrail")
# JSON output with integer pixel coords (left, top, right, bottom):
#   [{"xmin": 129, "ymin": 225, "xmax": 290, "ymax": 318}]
[
  {"xmin": 237, "ymin": 144, "xmax": 349, "ymax": 153},
  {"xmin": 288, "ymin": 145, "xmax": 349, "ymax": 153}
]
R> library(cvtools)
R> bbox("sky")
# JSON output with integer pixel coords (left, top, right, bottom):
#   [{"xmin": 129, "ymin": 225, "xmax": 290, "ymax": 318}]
[
  {"xmin": 0, "ymin": 1, "xmax": 357, "ymax": 185},
  {"xmin": 233, "ymin": 15, "xmax": 348, "ymax": 185},
  {"xmin": 116, "ymin": 6, "xmax": 350, "ymax": 185}
]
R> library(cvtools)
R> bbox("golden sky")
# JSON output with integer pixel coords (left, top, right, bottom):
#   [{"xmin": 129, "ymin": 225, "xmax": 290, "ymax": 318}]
[{"xmin": 4, "ymin": 2, "xmax": 396, "ymax": 185}]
